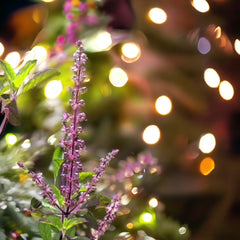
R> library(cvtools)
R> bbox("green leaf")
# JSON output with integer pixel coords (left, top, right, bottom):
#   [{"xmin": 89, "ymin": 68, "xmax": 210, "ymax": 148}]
[
  {"xmin": 0, "ymin": 60, "xmax": 16, "ymax": 89},
  {"xmin": 71, "ymin": 237, "xmax": 90, "ymax": 240},
  {"xmin": 5, "ymin": 99, "xmax": 21, "ymax": 126},
  {"xmin": 52, "ymin": 146, "xmax": 64, "ymax": 184},
  {"xmin": 0, "ymin": 86, "xmax": 10, "ymax": 95},
  {"xmin": 50, "ymin": 184, "xmax": 65, "ymax": 207},
  {"xmin": 63, "ymin": 217, "xmax": 85, "ymax": 231},
  {"xmin": 22, "ymin": 68, "xmax": 60, "ymax": 93},
  {"xmin": 41, "ymin": 215, "xmax": 62, "ymax": 231},
  {"xmin": 30, "ymin": 197, "xmax": 42, "ymax": 209},
  {"xmin": 42, "ymin": 199, "xmax": 59, "ymax": 213},
  {"xmin": 14, "ymin": 60, "xmax": 37, "ymax": 89},
  {"xmin": 79, "ymin": 172, "xmax": 94, "ymax": 184},
  {"xmin": 39, "ymin": 222, "xmax": 52, "ymax": 240}
]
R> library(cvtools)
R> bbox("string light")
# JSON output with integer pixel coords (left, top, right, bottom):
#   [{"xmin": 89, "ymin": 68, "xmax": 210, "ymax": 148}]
[
  {"xmin": 198, "ymin": 37, "xmax": 211, "ymax": 54},
  {"xmin": 142, "ymin": 125, "xmax": 161, "ymax": 145},
  {"xmin": 155, "ymin": 95, "xmax": 172, "ymax": 115},
  {"xmin": 199, "ymin": 133, "xmax": 216, "ymax": 154},
  {"xmin": 0, "ymin": 42, "xmax": 5, "ymax": 57},
  {"xmin": 148, "ymin": 7, "xmax": 167, "ymax": 24},
  {"xmin": 219, "ymin": 80, "xmax": 234, "ymax": 100},
  {"xmin": 234, "ymin": 39, "xmax": 240, "ymax": 55},
  {"xmin": 44, "ymin": 80, "xmax": 63, "ymax": 99},
  {"xmin": 199, "ymin": 157, "xmax": 215, "ymax": 175},
  {"xmin": 5, "ymin": 51, "xmax": 21, "ymax": 68},
  {"xmin": 203, "ymin": 68, "xmax": 220, "ymax": 88},
  {"xmin": 121, "ymin": 42, "xmax": 141, "ymax": 63},
  {"xmin": 109, "ymin": 67, "xmax": 128, "ymax": 87},
  {"xmin": 191, "ymin": 0, "xmax": 210, "ymax": 13}
]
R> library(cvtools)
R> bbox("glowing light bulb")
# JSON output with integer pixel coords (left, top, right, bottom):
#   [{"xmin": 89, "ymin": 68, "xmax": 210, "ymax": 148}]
[
  {"xmin": 142, "ymin": 125, "xmax": 161, "ymax": 145},
  {"xmin": 149, "ymin": 198, "xmax": 159, "ymax": 208},
  {"xmin": 109, "ymin": 67, "xmax": 128, "ymax": 87},
  {"xmin": 219, "ymin": 80, "xmax": 234, "ymax": 100},
  {"xmin": 0, "ymin": 42, "xmax": 5, "ymax": 57},
  {"xmin": 121, "ymin": 42, "xmax": 141, "ymax": 63},
  {"xmin": 148, "ymin": 7, "xmax": 167, "ymax": 24},
  {"xmin": 5, "ymin": 133, "xmax": 18, "ymax": 146},
  {"xmin": 198, "ymin": 37, "xmax": 211, "ymax": 54},
  {"xmin": 234, "ymin": 39, "xmax": 240, "ymax": 55},
  {"xmin": 44, "ymin": 80, "xmax": 63, "ymax": 99},
  {"xmin": 203, "ymin": 68, "xmax": 220, "ymax": 88},
  {"xmin": 191, "ymin": 0, "xmax": 210, "ymax": 13},
  {"xmin": 5, "ymin": 51, "xmax": 21, "ymax": 68},
  {"xmin": 199, "ymin": 157, "xmax": 215, "ymax": 175},
  {"xmin": 199, "ymin": 133, "xmax": 216, "ymax": 154},
  {"xmin": 155, "ymin": 95, "xmax": 172, "ymax": 115}
]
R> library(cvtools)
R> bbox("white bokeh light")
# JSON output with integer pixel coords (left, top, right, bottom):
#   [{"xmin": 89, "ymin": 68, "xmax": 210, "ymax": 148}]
[
  {"xmin": 5, "ymin": 51, "xmax": 21, "ymax": 68},
  {"xmin": 44, "ymin": 80, "xmax": 63, "ymax": 99},
  {"xmin": 203, "ymin": 68, "xmax": 220, "ymax": 88},
  {"xmin": 142, "ymin": 125, "xmax": 161, "ymax": 145},
  {"xmin": 199, "ymin": 133, "xmax": 216, "ymax": 154},
  {"xmin": 191, "ymin": 0, "xmax": 210, "ymax": 13},
  {"xmin": 109, "ymin": 67, "xmax": 128, "ymax": 87},
  {"xmin": 219, "ymin": 80, "xmax": 234, "ymax": 100},
  {"xmin": 155, "ymin": 95, "xmax": 172, "ymax": 115},
  {"xmin": 148, "ymin": 7, "xmax": 167, "ymax": 24}
]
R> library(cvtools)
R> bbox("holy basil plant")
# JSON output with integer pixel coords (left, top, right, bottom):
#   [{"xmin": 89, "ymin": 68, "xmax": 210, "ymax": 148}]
[
  {"xmin": 0, "ymin": 59, "xmax": 60, "ymax": 135},
  {"xmin": 18, "ymin": 41, "xmax": 121, "ymax": 240}
]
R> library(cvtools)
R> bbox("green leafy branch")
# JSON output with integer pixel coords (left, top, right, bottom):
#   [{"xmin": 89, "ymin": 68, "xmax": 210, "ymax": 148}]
[{"xmin": 0, "ymin": 60, "xmax": 60, "ymax": 135}]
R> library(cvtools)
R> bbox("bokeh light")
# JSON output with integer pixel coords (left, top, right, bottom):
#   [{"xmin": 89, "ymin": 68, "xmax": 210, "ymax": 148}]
[
  {"xmin": 44, "ymin": 80, "xmax": 63, "ymax": 99},
  {"xmin": 131, "ymin": 187, "xmax": 139, "ymax": 196},
  {"xmin": 21, "ymin": 139, "xmax": 31, "ymax": 149},
  {"xmin": 148, "ymin": 7, "xmax": 167, "ymax": 24},
  {"xmin": 142, "ymin": 125, "xmax": 161, "ymax": 145},
  {"xmin": 0, "ymin": 42, "xmax": 5, "ymax": 57},
  {"xmin": 5, "ymin": 51, "xmax": 21, "ymax": 68},
  {"xmin": 149, "ymin": 197, "xmax": 159, "ymax": 208},
  {"xmin": 234, "ymin": 39, "xmax": 240, "ymax": 55},
  {"xmin": 126, "ymin": 223, "xmax": 134, "ymax": 230},
  {"xmin": 199, "ymin": 157, "xmax": 215, "ymax": 175},
  {"xmin": 24, "ymin": 45, "xmax": 48, "ymax": 65},
  {"xmin": 199, "ymin": 133, "xmax": 216, "ymax": 154},
  {"xmin": 109, "ymin": 67, "xmax": 128, "ymax": 87},
  {"xmin": 41, "ymin": 0, "xmax": 56, "ymax": 2},
  {"xmin": 155, "ymin": 95, "xmax": 172, "ymax": 115},
  {"xmin": 203, "ymin": 68, "xmax": 220, "ymax": 88},
  {"xmin": 191, "ymin": 0, "xmax": 210, "ymax": 13},
  {"xmin": 5, "ymin": 133, "xmax": 18, "ymax": 146},
  {"xmin": 121, "ymin": 42, "xmax": 141, "ymax": 63},
  {"xmin": 139, "ymin": 212, "xmax": 155, "ymax": 224},
  {"xmin": 178, "ymin": 226, "xmax": 187, "ymax": 235},
  {"xmin": 219, "ymin": 80, "xmax": 234, "ymax": 100},
  {"xmin": 198, "ymin": 37, "xmax": 211, "ymax": 54}
]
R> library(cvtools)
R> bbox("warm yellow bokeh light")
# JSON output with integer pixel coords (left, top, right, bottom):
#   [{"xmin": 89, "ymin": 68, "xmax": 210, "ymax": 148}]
[
  {"xmin": 121, "ymin": 42, "xmax": 141, "ymax": 63},
  {"xmin": 149, "ymin": 197, "xmax": 159, "ymax": 208},
  {"xmin": 0, "ymin": 42, "xmax": 5, "ymax": 57},
  {"xmin": 199, "ymin": 133, "xmax": 216, "ymax": 154},
  {"xmin": 109, "ymin": 67, "xmax": 128, "ymax": 87},
  {"xmin": 126, "ymin": 222, "xmax": 134, "ymax": 229},
  {"xmin": 155, "ymin": 95, "xmax": 172, "ymax": 115},
  {"xmin": 191, "ymin": 0, "xmax": 210, "ymax": 13},
  {"xmin": 44, "ymin": 80, "xmax": 63, "ymax": 99},
  {"xmin": 95, "ymin": 31, "xmax": 112, "ymax": 51},
  {"xmin": 5, "ymin": 51, "xmax": 21, "ymax": 68},
  {"xmin": 203, "ymin": 68, "xmax": 220, "ymax": 88},
  {"xmin": 41, "ymin": 0, "xmax": 56, "ymax": 2},
  {"xmin": 200, "ymin": 157, "xmax": 215, "ymax": 176},
  {"xmin": 148, "ymin": 7, "xmax": 167, "ymax": 24},
  {"xmin": 219, "ymin": 80, "xmax": 234, "ymax": 100},
  {"xmin": 234, "ymin": 39, "xmax": 240, "ymax": 55},
  {"xmin": 142, "ymin": 125, "xmax": 161, "ymax": 145}
]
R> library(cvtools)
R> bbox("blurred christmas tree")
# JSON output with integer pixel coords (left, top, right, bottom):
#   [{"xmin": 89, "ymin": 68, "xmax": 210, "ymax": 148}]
[{"xmin": 0, "ymin": 0, "xmax": 240, "ymax": 239}]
